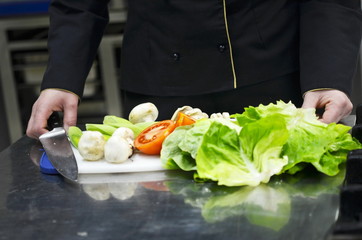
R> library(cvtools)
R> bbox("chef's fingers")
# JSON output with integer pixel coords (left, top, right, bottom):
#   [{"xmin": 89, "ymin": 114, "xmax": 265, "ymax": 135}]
[
  {"xmin": 62, "ymin": 100, "xmax": 78, "ymax": 131},
  {"xmin": 26, "ymin": 89, "xmax": 79, "ymax": 139},
  {"xmin": 26, "ymin": 99, "xmax": 52, "ymax": 139},
  {"xmin": 302, "ymin": 90, "xmax": 352, "ymax": 124},
  {"xmin": 319, "ymin": 106, "xmax": 343, "ymax": 124},
  {"xmin": 320, "ymin": 98, "xmax": 353, "ymax": 124},
  {"xmin": 301, "ymin": 91, "xmax": 319, "ymax": 109}
]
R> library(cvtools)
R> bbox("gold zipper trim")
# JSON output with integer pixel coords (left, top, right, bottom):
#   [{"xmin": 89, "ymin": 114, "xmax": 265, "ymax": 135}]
[{"xmin": 222, "ymin": 0, "xmax": 237, "ymax": 88}]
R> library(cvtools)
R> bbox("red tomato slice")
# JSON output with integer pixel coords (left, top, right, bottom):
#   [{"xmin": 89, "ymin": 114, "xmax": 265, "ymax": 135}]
[
  {"xmin": 175, "ymin": 112, "xmax": 196, "ymax": 127},
  {"xmin": 134, "ymin": 120, "xmax": 176, "ymax": 155}
]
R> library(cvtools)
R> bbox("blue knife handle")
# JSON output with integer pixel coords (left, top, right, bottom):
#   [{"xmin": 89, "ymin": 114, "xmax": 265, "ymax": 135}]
[
  {"xmin": 40, "ymin": 152, "xmax": 60, "ymax": 175},
  {"xmin": 41, "ymin": 111, "xmax": 62, "ymax": 175}
]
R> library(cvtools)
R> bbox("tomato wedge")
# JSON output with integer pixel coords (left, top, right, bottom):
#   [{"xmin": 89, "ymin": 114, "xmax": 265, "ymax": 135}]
[
  {"xmin": 175, "ymin": 112, "xmax": 196, "ymax": 127},
  {"xmin": 134, "ymin": 120, "xmax": 176, "ymax": 155}
]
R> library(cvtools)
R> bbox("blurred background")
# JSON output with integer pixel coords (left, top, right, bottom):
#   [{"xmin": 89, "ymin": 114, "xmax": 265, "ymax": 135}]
[
  {"xmin": 0, "ymin": 0, "xmax": 361, "ymax": 151},
  {"xmin": 0, "ymin": 0, "xmax": 127, "ymax": 151}
]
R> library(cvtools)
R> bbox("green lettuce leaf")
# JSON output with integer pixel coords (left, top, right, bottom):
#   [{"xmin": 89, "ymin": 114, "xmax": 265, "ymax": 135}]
[
  {"xmin": 161, "ymin": 101, "xmax": 361, "ymax": 186},
  {"xmin": 103, "ymin": 115, "xmax": 154, "ymax": 137},
  {"xmin": 233, "ymin": 100, "xmax": 299, "ymax": 126},
  {"xmin": 195, "ymin": 115, "xmax": 289, "ymax": 186},
  {"xmin": 161, "ymin": 119, "xmax": 240, "ymax": 172},
  {"xmin": 234, "ymin": 101, "xmax": 362, "ymax": 176},
  {"xmin": 178, "ymin": 119, "xmax": 214, "ymax": 159},
  {"xmin": 85, "ymin": 123, "xmax": 116, "ymax": 137},
  {"xmin": 160, "ymin": 125, "xmax": 195, "ymax": 171},
  {"xmin": 68, "ymin": 126, "xmax": 83, "ymax": 148}
]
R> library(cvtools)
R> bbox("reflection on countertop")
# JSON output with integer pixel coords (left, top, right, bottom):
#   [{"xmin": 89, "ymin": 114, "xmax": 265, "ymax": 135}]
[{"xmin": 0, "ymin": 136, "xmax": 345, "ymax": 240}]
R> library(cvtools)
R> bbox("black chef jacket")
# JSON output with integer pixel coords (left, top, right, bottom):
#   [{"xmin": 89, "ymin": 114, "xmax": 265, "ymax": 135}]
[{"xmin": 41, "ymin": 0, "xmax": 362, "ymax": 98}]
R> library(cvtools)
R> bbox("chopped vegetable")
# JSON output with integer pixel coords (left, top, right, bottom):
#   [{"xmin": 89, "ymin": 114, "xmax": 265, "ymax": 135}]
[
  {"xmin": 86, "ymin": 124, "xmax": 116, "ymax": 140},
  {"xmin": 128, "ymin": 102, "xmax": 158, "ymax": 124},
  {"xmin": 78, "ymin": 131, "xmax": 106, "ymax": 161},
  {"xmin": 68, "ymin": 126, "xmax": 83, "ymax": 148},
  {"xmin": 112, "ymin": 127, "xmax": 135, "ymax": 146},
  {"xmin": 160, "ymin": 124, "xmax": 197, "ymax": 171},
  {"xmin": 104, "ymin": 135, "xmax": 133, "ymax": 163},
  {"xmin": 210, "ymin": 112, "xmax": 231, "ymax": 120},
  {"xmin": 103, "ymin": 115, "xmax": 153, "ymax": 137},
  {"xmin": 175, "ymin": 112, "xmax": 196, "ymax": 128},
  {"xmin": 134, "ymin": 120, "xmax": 176, "ymax": 155},
  {"xmin": 103, "ymin": 115, "xmax": 134, "ymax": 127},
  {"xmin": 171, "ymin": 106, "xmax": 208, "ymax": 121},
  {"xmin": 104, "ymin": 127, "xmax": 135, "ymax": 163}
]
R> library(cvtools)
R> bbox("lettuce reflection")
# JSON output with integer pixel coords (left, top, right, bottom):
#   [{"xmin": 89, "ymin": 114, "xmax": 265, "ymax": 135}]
[
  {"xmin": 166, "ymin": 167, "xmax": 344, "ymax": 232},
  {"xmin": 167, "ymin": 181, "xmax": 290, "ymax": 231}
]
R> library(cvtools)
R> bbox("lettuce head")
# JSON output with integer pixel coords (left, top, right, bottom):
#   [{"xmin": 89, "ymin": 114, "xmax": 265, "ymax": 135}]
[
  {"xmin": 162, "ymin": 116, "xmax": 289, "ymax": 186},
  {"xmin": 161, "ymin": 101, "xmax": 362, "ymax": 186},
  {"xmin": 234, "ymin": 101, "xmax": 362, "ymax": 176}
]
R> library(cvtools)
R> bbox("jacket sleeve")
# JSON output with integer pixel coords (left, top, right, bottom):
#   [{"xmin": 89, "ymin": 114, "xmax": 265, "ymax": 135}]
[
  {"xmin": 299, "ymin": 0, "xmax": 362, "ymax": 96},
  {"xmin": 41, "ymin": 0, "xmax": 110, "ymax": 98}
]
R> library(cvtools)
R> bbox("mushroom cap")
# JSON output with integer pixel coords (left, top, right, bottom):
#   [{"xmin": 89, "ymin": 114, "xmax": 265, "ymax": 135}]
[
  {"xmin": 171, "ymin": 106, "xmax": 209, "ymax": 121},
  {"xmin": 128, "ymin": 102, "xmax": 159, "ymax": 124},
  {"xmin": 104, "ymin": 136, "xmax": 133, "ymax": 163},
  {"xmin": 78, "ymin": 131, "xmax": 106, "ymax": 161}
]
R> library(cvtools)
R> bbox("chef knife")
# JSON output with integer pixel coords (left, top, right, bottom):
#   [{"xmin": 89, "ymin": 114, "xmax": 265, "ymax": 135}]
[{"xmin": 39, "ymin": 112, "xmax": 78, "ymax": 181}]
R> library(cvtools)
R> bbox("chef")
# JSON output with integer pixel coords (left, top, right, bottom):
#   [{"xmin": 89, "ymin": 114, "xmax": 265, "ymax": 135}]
[{"xmin": 26, "ymin": 0, "xmax": 362, "ymax": 139}]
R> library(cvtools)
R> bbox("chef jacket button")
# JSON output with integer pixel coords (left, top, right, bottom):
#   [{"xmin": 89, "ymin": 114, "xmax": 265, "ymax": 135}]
[
  {"xmin": 172, "ymin": 52, "xmax": 180, "ymax": 61},
  {"xmin": 218, "ymin": 44, "xmax": 227, "ymax": 53}
]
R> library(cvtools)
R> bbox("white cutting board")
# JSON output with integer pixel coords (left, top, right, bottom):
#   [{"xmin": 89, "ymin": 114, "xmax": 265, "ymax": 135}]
[{"xmin": 72, "ymin": 146, "xmax": 167, "ymax": 174}]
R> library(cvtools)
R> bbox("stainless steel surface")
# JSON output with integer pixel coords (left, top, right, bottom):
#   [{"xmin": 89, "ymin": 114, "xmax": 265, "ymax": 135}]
[
  {"xmin": 0, "ymin": 136, "xmax": 348, "ymax": 240},
  {"xmin": 39, "ymin": 127, "xmax": 78, "ymax": 181}
]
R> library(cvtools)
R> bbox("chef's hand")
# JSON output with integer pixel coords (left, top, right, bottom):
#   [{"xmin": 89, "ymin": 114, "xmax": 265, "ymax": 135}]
[
  {"xmin": 26, "ymin": 89, "xmax": 79, "ymax": 139},
  {"xmin": 302, "ymin": 89, "xmax": 353, "ymax": 124}
]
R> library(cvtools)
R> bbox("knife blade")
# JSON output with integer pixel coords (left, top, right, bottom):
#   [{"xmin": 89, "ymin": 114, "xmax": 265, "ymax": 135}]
[{"xmin": 39, "ymin": 112, "xmax": 78, "ymax": 181}]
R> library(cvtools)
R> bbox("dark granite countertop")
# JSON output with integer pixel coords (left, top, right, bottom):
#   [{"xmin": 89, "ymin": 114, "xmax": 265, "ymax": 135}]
[{"xmin": 1, "ymin": 122, "xmax": 355, "ymax": 240}]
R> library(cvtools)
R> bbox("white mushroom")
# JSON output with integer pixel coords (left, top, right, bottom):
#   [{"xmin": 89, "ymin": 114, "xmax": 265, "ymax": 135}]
[
  {"xmin": 78, "ymin": 131, "xmax": 106, "ymax": 161},
  {"xmin": 112, "ymin": 127, "xmax": 135, "ymax": 146},
  {"xmin": 104, "ymin": 135, "xmax": 133, "ymax": 163},
  {"xmin": 184, "ymin": 108, "xmax": 209, "ymax": 120},
  {"xmin": 210, "ymin": 112, "xmax": 231, "ymax": 120},
  {"xmin": 171, "ymin": 106, "xmax": 208, "ymax": 121},
  {"xmin": 128, "ymin": 102, "xmax": 158, "ymax": 124}
]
